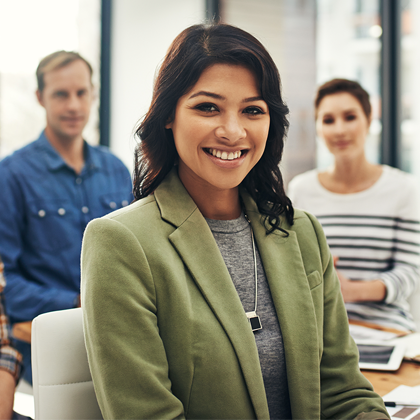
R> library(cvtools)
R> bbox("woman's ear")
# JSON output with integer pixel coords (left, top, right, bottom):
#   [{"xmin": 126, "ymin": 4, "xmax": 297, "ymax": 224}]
[{"xmin": 165, "ymin": 111, "xmax": 175, "ymax": 129}]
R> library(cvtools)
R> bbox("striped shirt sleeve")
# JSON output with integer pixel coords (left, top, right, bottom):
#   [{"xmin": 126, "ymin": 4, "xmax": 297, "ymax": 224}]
[{"xmin": 378, "ymin": 194, "xmax": 420, "ymax": 304}]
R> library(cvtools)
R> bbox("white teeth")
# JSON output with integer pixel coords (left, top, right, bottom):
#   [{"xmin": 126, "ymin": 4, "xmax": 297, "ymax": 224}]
[{"xmin": 208, "ymin": 148, "xmax": 242, "ymax": 161}]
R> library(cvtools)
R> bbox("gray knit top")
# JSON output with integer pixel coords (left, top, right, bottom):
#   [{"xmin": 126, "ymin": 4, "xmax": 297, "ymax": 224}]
[{"xmin": 206, "ymin": 213, "xmax": 292, "ymax": 420}]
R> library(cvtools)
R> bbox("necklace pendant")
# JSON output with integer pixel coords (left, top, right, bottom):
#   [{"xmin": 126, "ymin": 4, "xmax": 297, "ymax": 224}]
[{"xmin": 246, "ymin": 311, "xmax": 262, "ymax": 332}]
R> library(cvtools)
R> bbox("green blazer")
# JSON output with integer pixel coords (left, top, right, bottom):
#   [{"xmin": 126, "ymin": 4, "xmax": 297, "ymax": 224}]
[{"xmin": 82, "ymin": 168, "xmax": 389, "ymax": 420}]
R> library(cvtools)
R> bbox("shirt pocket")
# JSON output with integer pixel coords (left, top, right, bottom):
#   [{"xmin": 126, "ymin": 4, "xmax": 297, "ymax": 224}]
[
  {"xmin": 307, "ymin": 270, "xmax": 322, "ymax": 290},
  {"xmin": 27, "ymin": 198, "xmax": 75, "ymax": 252},
  {"xmin": 98, "ymin": 192, "xmax": 130, "ymax": 217}
]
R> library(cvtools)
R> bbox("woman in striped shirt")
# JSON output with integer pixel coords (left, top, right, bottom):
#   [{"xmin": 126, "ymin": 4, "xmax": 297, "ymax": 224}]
[{"xmin": 288, "ymin": 78, "xmax": 420, "ymax": 331}]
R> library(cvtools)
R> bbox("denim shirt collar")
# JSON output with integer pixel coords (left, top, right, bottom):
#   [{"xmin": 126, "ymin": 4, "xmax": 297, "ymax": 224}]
[{"xmin": 38, "ymin": 130, "xmax": 103, "ymax": 173}]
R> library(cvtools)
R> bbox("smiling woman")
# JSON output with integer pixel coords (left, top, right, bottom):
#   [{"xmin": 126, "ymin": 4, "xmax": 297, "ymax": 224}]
[
  {"xmin": 81, "ymin": 25, "xmax": 390, "ymax": 420},
  {"xmin": 165, "ymin": 63, "xmax": 270, "ymax": 219},
  {"xmin": 289, "ymin": 78, "xmax": 420, "ymax": 333},
  {"xmin": 133, "ymin": 23, "xmax": 291, "ymax": 233}
]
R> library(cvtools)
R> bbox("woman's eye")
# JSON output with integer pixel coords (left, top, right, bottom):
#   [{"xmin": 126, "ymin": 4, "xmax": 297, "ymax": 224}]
[
  {"xmin": 195, "ymin": 103, "xmax": 218, "ymax": 113},
  {"xmin": 346, "ymin": 114, "xmax": 356, "ymax": 121},
  {"xmin": 323, "ymin": 118, "xmax": 334, "ymax": 124},
  {"xmin": 244, "ymin": 106, "xmax": 264, "ymax": 115}
]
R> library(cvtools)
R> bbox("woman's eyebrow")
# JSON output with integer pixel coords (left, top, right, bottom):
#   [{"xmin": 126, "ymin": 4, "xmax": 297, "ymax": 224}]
[
  {"xmin": 188, "ymin": 91, "xmax": 265, "ymax": 103},
  {"xmin": 243, "ymin": 96, "xmax": 264, "ymax": 103},
  {"xmin": 189, "ymin": 91, "xmax": 225, "ymax": 100}
]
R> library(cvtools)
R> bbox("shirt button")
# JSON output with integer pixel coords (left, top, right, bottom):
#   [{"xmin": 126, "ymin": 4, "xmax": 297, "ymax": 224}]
[
  {"xmin": 58, "ymin": 208, "xmax": 66, "ymax": 216},
  {"xmin": 109, "ymin": 201, "xmax": 117, "ymax": 209},
  {"xmin": 38, "ymin": 209, "xmax": 46, "ymax": 218},
  {"xmin": 81, "ymin": 206, "xmax": 89, "ymax": 214},
  {"xmin": 122, "ymin": 200, "xmax": 128, "ymax": 207},
  {"xmin": 76, "ymin": 177, "xmax": 82, "ymax": 185}
]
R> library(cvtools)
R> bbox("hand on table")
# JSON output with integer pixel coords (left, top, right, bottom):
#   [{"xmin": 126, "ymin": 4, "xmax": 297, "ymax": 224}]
[{"xmin": 333, "ymin": 256, "xmax": 386, "ymax": 303}]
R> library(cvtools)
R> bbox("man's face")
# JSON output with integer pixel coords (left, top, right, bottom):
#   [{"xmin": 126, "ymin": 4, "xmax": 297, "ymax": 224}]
[{"xmin": 36, "ymin": 59, "xmax": 93, "ymax": 143}]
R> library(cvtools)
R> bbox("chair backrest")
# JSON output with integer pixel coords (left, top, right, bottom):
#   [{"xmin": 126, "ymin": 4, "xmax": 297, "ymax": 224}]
[{"xmin": 31, "ymin": 308, "xmax": 103, "ymax": 420}]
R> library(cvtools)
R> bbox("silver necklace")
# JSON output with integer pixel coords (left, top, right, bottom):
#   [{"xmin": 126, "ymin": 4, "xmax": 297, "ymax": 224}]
[{"xmin": 244, "ymin": 213, "xmax": 262, "ymax": 332}]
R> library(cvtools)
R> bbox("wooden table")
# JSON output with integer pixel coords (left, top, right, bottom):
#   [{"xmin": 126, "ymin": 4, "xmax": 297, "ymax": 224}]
[
  {"xmin": 362, "ymin": 361, "xmax": 420, "ymax": 396},
  {"xmin": 350, "ymin": 319, "xmax": 420, "ymax": 396}
]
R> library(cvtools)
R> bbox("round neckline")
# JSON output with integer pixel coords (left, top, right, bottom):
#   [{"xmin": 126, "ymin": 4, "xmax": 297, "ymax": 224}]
[
  {"xmin": 205, "ymin": 211, "xmax": 250, "ymax": 234},
  {"xmin": 314, "ymin": 165, "xmax": 388, "ymax": 198}
]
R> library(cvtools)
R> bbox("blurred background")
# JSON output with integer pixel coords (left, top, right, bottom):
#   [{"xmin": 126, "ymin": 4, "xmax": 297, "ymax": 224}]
[{"xmin": 0, "ymin": 0, "xmax": 418, "ymax": 186}]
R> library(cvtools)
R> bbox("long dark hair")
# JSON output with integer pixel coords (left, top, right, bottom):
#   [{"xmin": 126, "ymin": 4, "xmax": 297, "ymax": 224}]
[{"xmin": 133, "ymin": 23, "xmax": 294, "ymax": 233}]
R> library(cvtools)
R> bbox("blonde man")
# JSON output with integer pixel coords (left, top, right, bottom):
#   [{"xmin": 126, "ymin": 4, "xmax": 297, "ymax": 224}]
[{"xmin": 0, "ymin": 51, "xmax": 133, "ymax": 384}]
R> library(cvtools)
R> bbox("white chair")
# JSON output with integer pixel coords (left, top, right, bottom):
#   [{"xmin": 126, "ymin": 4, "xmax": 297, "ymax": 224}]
[{"xmin": 31, "ymin": 308, "xmax": 103, "ymax": 419}]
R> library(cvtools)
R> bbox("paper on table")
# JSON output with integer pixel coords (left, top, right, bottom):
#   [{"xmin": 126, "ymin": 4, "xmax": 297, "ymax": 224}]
[
  {"xmin": 349, "ymin": 324, "xmax": 399, "ymax": 341},
  {"xmin": 383, "ymin": 386, "xmax": 420, "ymax": 420},
  {"xmin": 386, "ymin": 406, "xmax": 420, "ymax": 420},
  {"xmin": 383, "ymin": 384, "xmax": 420, "ymax": 405}
]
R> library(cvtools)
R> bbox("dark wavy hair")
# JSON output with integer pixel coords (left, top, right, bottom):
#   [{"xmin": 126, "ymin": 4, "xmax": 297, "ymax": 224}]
[
  {"xmin": 133, "ymin": 23, "xmax": 293, "ymax": 233},
  {"xmin": 315, "ymin": 78, "xmax": 372, "ymax": 120}
]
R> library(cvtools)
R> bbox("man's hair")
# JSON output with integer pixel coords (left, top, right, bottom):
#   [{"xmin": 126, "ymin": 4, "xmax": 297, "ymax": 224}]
[
  {"xmin": 133, "ymin": 23, "xmax": 294, "ymax": 233},
  {"xmin": 315, "ymin": 78, "xmax": 371, "ymax": 119},
  {"xmin": 36, "ymin": 50, "xmax": 93, "ymax": 92}
]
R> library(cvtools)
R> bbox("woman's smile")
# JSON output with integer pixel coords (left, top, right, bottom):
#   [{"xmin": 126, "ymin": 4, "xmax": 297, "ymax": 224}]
[
  {"xmin": 205, "ymin": 148, "xmax": 244, "ymax": 160},
  {"xmin": 203, "ymin": 147, "xmax": 249, "ymax": 169}
]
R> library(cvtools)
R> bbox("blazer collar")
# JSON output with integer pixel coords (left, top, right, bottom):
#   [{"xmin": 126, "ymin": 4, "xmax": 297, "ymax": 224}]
[{"xmin": 155, "ymin": 168, "xmax": 320, "ymax": 419}]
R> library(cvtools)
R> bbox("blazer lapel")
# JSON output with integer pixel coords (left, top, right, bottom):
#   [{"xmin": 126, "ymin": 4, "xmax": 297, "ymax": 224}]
[
  {"xmin": 155, "ymin": 170, "xmax": 269, "ymax": 419},
  {"xmin": 242, "ymin": 192, "xmax": 321, "ymax": 420}
]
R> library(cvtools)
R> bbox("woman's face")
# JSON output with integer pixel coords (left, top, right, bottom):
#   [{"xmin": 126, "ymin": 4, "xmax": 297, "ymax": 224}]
[
  {"xmin": 316, "ymin": 92, "xmax": 371, "ymax": 160},
  {"xmin": 166, "ymin": 63, "xmax": 270, "ymax": 196}
]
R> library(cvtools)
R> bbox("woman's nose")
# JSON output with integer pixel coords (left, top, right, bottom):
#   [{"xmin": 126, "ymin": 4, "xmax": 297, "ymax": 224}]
[
  {"xmin": 215, "ymin": 113, "xmax": 246, "ymax": 141},
  {"xmin": 330, "ymin": 119, "xmax": 346, "ymax": 135}
]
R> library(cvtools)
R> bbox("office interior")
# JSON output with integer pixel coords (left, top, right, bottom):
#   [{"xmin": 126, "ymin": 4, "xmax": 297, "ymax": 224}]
[
  {"xmin": 3, "ymin": 0, "xmax": 419, "ymax": 184},
  {"xmin": 2, "ymin": 0, "xmax": 420, "ymax": 416}
]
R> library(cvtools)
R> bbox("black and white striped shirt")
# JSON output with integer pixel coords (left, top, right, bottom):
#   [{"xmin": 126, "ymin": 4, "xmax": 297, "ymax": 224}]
[{"xmin": 288, "ymin": 165, "xmax": 420, "ymax": 331}]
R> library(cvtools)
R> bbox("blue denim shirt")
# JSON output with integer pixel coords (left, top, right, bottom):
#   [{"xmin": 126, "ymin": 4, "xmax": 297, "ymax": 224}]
[{"xmin": 0, "ymin": 131, "xmax": 133, "ymax": 323}]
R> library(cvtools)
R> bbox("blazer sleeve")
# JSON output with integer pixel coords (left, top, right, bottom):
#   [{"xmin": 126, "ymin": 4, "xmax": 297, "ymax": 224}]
[
  {"xmin": 81, "ymin": 217, "xmax": 185, "ymax": 420},
  {"xmin": 305, "ymin": 213, "xmax": 390, "ymax": 420}
]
